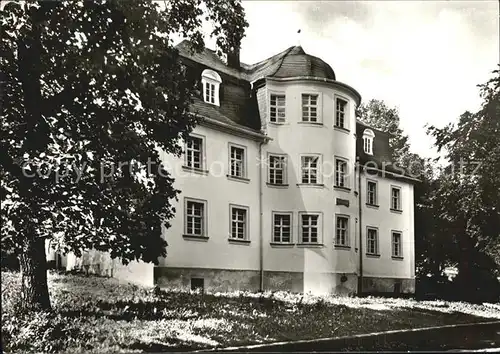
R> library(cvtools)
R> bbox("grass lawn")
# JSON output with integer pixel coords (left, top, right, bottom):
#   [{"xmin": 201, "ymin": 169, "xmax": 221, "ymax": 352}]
[{"xmin": 2, "ymin": 270, "xmax": 499, "ymax": 353}]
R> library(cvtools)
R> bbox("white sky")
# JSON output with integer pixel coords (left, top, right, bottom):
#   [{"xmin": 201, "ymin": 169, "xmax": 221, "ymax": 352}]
[{"xmin": 202, "ymin": 1, "xmax": 499, "ymax": 159}]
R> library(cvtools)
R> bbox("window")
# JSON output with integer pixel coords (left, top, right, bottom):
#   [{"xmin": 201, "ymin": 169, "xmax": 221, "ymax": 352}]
[
  {"xmin": 204, "ymin": 82, "xmax": 215, "ymax": 104},
  {"xmin": 230, "ymin": 205, "xmax": 248, "ymax": 240},
  {"xmin": 270, "ymin": 94, "xmax": 286, "ymax": 123},
  {"xmin": 391, "ymin": 187, "xmax": 401, "ymax": 210},
  {"xmin": 335, "ymin": 98, "xmax": 348, "ymax": 129},
  {"xmin": 184, "ymin": 135, "xmax": 203, "ymax": 169},
  {"xmin": 201, "ymin": 69, "xmax": 222, "ymax": 106},
  {"xmin": 367, "ymin": 180, "xmax": 377, "ymax": 206},
  {"xmin": 300, "ymin": 213, "xmax": 320, "ymax": 244},
  {"xmin": 272, "ymin": 212, "xmax": 292, "ymax": 243},
  {"xmin": 301, "ymin": 155, "xmax": 319, "ymax": 184},
  {"xmin": 229, "ymin": 144, "xmax": 246, "ymax": 178},
  {"xmin": 392, "ymin": 231, "xmax": 402, "ymax": 257},
  {"xmin": 335, "ymin": 215, "xmax": 349, "ymax": 247},
  {"xmin": 268, "ymin": 154, "xmax": 287, "ymax": 185},
  {"xmin": 335, "ymin": 158, "xmax": 348, "ymax": 188},
  {"xmin": 363, "ymin": 129, "xmax": 375, "ymax": 155},
  {"xmin": 184, "ymin": 198, "xmax": 207, "ymax": 237},
  {"xmin": 301, "ymin": 94, "xmax": 318, "ymax": 122},
  {"xmin": 366, "ymin": 228, "xmax": 378, "ymax": 255}
]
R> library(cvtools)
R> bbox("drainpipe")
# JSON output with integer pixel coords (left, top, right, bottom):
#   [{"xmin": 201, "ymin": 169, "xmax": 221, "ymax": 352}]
[
  {"xmin": 258, "ymin": 140, "xmax": 264, "ymax": 292},
  {"xmin": 357, "ymin": 161, "xmax": 363, "ymax": 295}
]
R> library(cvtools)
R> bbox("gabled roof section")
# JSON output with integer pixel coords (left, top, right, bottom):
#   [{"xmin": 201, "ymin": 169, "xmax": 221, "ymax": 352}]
[
  {"xmin": 175, "ymin": 40, "xmax": 246, "ymax": 80},
  {"xmin": 356, "ymin": 121, "xmax": 419, "ymax": 183},
  {"xmin": 176, "ymin": 41, "xmax": 337, "ymax": 83}
]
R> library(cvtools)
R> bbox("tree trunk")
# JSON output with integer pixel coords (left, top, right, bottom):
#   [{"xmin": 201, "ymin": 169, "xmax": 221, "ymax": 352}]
[{"xmin": 18, "ymin": 236, "xmax": 51, "ymax": 311}]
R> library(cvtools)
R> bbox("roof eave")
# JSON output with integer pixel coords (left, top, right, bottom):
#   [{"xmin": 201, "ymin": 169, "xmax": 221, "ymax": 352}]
[{"xmin": 190, "ymin": 113, "xmax": 271, "ymax": 142}]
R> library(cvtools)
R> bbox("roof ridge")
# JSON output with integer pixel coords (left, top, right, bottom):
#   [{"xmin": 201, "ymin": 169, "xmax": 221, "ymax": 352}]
[
  {"xmin": 244, "ymin": 45, "xmax": 294, "ymax": 70},
  {"xmin": 269, "ymin": 46, "xmax": 297, "ymax": 78}
]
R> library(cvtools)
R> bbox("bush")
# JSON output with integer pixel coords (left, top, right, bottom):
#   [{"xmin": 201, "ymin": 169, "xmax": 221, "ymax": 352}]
[
  {"xmin": 1, "ymin": 249, "xmax": 19, "ymax": 271},
  {"xmin": 451, "ymin": 268, "xmax": 500, "ymax": 304}
]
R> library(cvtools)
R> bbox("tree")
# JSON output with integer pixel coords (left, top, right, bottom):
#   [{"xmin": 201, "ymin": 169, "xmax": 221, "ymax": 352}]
[
  {"xmin": 427, "ymin": 67, "xmax": 500, "ymax": 302},
  {"xmin": 0, "ymin": 0, "xmax": 248, "ymax": 311}
]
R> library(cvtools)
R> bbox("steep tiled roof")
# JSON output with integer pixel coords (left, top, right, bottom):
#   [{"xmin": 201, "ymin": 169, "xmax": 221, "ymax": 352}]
[
  {"xmin": 175, "ymin": 40, "xmax": 246, "ymax": 80},
  {"xmin": 244, "ymin": 45, "xmax": 336, "ymax": 82},
  {"xmin": 176, "ymin": 40, "xmax": 337, "ymax": 82},
  {"xmin": 356, "ymin": 121, "xmax": 418, "ymax": 182},
  {"xmin": 356, "ymin": 120, "xmax": 392, "ymax": 165}
]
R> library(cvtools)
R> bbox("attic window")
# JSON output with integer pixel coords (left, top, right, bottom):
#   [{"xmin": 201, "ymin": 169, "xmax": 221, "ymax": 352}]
[
  {"xmin": 201, "ymin": 69, "xmax": 222, "ymax": 106},
  {"xmin": 363, "ymin": 129, "xmax": 375, "ymax": 155}
]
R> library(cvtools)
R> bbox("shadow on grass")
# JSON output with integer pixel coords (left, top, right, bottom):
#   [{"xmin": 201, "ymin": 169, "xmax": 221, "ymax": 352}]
[
  {"xmin": 57, "ymin": 292, "xmax": 291, "ymax": 322},
  {"xmin": 126, "ymin": 339, "xmax": 204, "ymax": 352}
]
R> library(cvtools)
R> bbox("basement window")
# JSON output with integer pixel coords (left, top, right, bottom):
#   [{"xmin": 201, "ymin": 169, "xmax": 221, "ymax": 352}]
[{"xmin": 191, "ymin": 277, "xmax": 205, "ymax": 292}]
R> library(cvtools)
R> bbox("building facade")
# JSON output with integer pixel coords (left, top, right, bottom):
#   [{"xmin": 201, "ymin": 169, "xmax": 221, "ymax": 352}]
[
  {"xmin": 153, "ymin": 42, "xmax": 417, "ymax": 295},
  {"xmin": 56, "ymin": 41, "xmax": 417, "ymax": 295}
]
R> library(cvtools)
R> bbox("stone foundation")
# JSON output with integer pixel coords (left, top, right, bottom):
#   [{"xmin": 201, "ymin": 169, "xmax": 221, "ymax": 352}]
[
  {"xmin": 154, "ymin": 267, "xmax": 359, "ymax": 295},
  {"xmin": 362, "ymin": 276, "xmax": 415, "ymax": 294},
  {"xmin": 154, "ymin": 267, "xmax": 261, "ymax": 292}
]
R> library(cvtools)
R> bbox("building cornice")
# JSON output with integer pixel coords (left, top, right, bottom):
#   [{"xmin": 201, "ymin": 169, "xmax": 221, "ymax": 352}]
[
  {"xmin": 260, "ymin": 76, "xmax": 362, "ymax": 106},
  {"xmin": 191, "ymin": 113, "xmax": 271, "ymax": 142},
  {"xmin": 361, "ymin": 166, "xmax": 421, "ymax": 184}
]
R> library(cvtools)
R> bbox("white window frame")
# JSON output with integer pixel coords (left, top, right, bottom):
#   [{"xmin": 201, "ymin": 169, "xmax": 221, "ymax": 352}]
[
  {"xmin": 391, "ymin": 186, "xmax": 402, "ymax": 211},
  {"xmin": 392, "ymin": 231, "xmax": 402, "ymax": 257},
  {"xmin": 272, "ymin": 212, "xmax": 293, "ymax": 244},
  {"xmin": 335, "ymin": 214, "xmax": 350, "ymax": 247},
  {"xmin": 229, "ymin": 204, "xmax": 249, "ymax": 240},
  {"xmin": 335, "ymin": 97, "xmax": 349, "ymax": 129},
  {"xmin": 201, "ymin": 69, "xmax": 222, "ymax": 106},
  {"xmin": 301, "ymin": 93, "xmax": 321, "ymax": 123},
  {"xmin": 268, "ymin": 153, "xmax": 287, "ymax": 185},
  {"xmin": 184, "ymin": 134, "xmax": 205, "ymax": 170},
  {"xmin": 184, "ymin": 197, "xmax": 207, "ymax": 237},
  {"xmin": 363, "ymin": 129, "xmax": 375, "ymax": 155},
  {"xmin": 228, "ymin": 143, "xmax": 247, "ymax": 179},
  {"xmin": 335, "ymin": 157, "xmax": 349, "ymax": 188},
  {"xmin": 269, "ymin": 93, "xmax": 286, "ymax": 123},
  {"xmin": 300, "ymin": 154, "xmax": 322, "ymax": 184},
  {"xmin": 366, "ymin": 180, "xmax": 378, "ymax": 206},
  {"xmin": 366, "ymin": 227, "xmax": 379, "ymax": 255},
  {"xmin": 298, "ymin": 212, "xmax": 322, "ymax": 244}
]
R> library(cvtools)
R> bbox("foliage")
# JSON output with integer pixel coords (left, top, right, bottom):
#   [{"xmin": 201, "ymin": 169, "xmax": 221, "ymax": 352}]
[
  {"xmin": 2, "ymin": 271, "xmax": 495, "ymax": 353},
  {"xmin": 357, "ymin": 79, "xmax": 500, "ymax": 303},
  {"xmin": 425, "ymin": 67, "xmax": 500, "ymax": 302},
  {"xmin": 0, "ymin": 0, "xmax": 248, "ymax": 309}
]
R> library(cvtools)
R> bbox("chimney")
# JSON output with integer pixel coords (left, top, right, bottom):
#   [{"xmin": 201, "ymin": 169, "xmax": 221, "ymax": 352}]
[{"xmin": 227, "ymin": 46, "xmax": 240, "ymax": 69}]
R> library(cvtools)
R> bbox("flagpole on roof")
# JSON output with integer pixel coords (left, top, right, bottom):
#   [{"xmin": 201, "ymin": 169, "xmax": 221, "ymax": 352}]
[{"xmin": 297, "ymin": 29, "xmax": 302, "ymax": 46}]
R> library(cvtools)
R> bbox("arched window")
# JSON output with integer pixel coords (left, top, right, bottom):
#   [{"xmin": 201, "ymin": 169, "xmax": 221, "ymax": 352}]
[
  {"xmin": 362, "ymin": 129, "xmax": 375, "ymax": 155},
  {"xmin": 201, "ymin": 69, "xmax": 222, "ymax": 106}
]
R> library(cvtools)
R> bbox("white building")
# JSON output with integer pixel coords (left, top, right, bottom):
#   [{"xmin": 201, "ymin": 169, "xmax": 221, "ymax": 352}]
[{"xmin": 59, "ymin": 41, "xmax": 418, "ymax": 295}]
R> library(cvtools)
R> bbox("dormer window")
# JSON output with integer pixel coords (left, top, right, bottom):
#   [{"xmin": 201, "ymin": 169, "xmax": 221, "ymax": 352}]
[
  {"xmin": 362, "ymin": 129, "xmax": 375, "ymax": 155},
  {"xmin": 201, "ymin": 69, "xmax": 222, "ymax": 106}
]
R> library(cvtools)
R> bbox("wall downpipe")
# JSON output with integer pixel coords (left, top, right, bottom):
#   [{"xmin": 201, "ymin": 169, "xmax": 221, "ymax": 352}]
[
  {"xmin": 357, "ymin": 159, "xmax": 363, "ymax": 295},
  {"xmin": 258, "ymin": 140, "xmax": 264, "ymax": 292}
]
